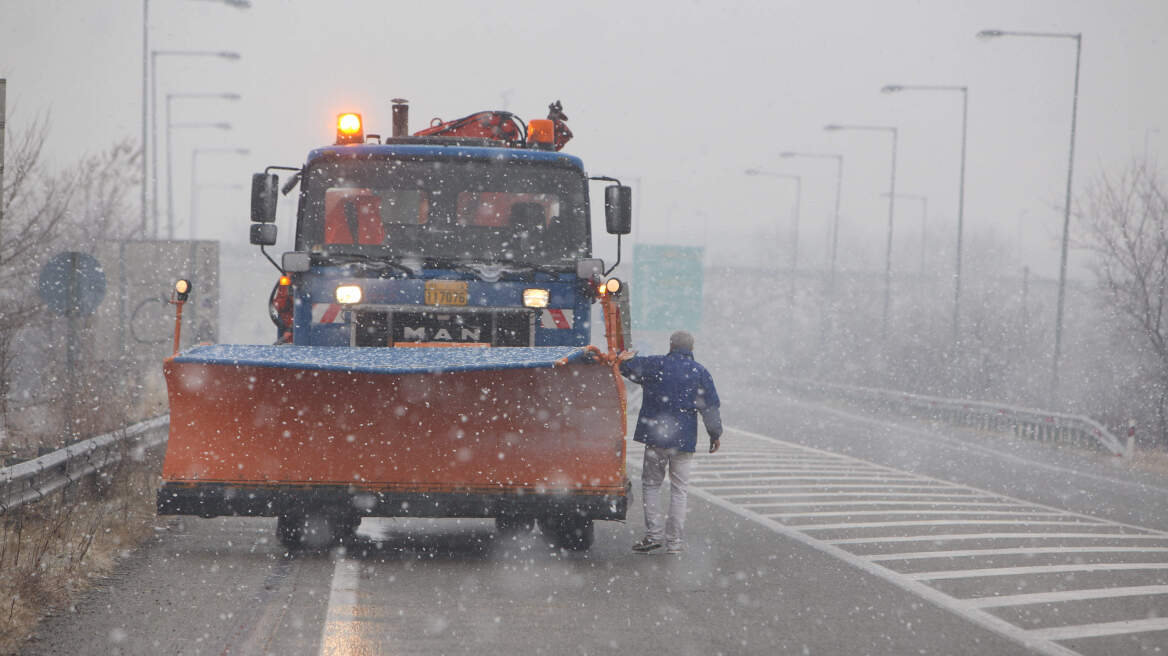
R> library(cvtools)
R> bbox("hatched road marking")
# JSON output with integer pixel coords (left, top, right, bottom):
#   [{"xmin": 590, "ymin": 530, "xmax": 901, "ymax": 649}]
[{"xmin": 623, "ymin": 387, "xmax": 1168, "ymax": 656}]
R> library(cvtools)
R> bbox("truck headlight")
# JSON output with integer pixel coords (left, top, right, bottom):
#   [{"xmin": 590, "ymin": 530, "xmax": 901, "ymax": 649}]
[
  {"xmin": 335, "ymin": 284, "xmax": 362, "ymax": 305},
  {"xmin": 523, "ymin": 288, "xmax": 550, "ymax": 308}
]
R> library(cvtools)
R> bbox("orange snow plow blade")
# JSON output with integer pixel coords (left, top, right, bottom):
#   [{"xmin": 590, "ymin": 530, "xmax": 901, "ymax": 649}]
[{"xmin": 157, "ymin": 345, "xmax": 628, "ymax": 519}]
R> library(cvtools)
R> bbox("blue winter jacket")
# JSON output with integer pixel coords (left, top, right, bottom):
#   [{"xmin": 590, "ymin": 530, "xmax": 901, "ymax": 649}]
[{"xmin": 619, "ymin": 348, "xmax": 722, "ymax": 453}]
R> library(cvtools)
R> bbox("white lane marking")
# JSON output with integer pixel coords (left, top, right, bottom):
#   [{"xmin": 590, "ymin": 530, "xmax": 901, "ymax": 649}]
[
  {"xmin": 910, "ymin": 563, "xmax": 1168, "ymax": 581},
  {"xmin": 868, "ymin": 546, "xmax": 1168, "ymax": 562},
  {"xmin": 701, "ymin": 483, "xmax": 971, "ymax": 492},
  {"xmin": 318, "ymin": 556, "xmax": 364, "ymax": 656},
  {"xmin": 644, "ymin": 420, "xmax": 1168, "ymax": 652},
  {"xmin": 793, "ymin": 519, "xmax": 1105, "ymax": 531},
  {"xmin": 723, "ymin": 491, "xmax": 995, "ymax": 500},
  {"xmin": 686, "ymin": 466, "xmax": 887, "ymax": 471},
  {"xmin": 680, "ymin": 424, "xmax": 1168, "ymax": 653},
  {"xmin": 826, "ymin": 533, "xmax": 1168, "ymax": 546},
  {"xmin": 724, "ymin": 426, "xmax": 1163, "ymax": 536},
  {"xmin": 737, "ymin": 500, "xmax": 1034, "ymax": 510},
  {"xmin": 968, "ymin": 585, "xmax": 1168, "ymax": 609},
  {"xmin": 778, "ymin": 394, "xmax": 1168, "ymax": 496},
  {"xmin": 775, "ymin": 510, "xmax": 1068, "ymax": 521},
  {"xmin": 683, "ymin": 476, "xmax": 1081, "ymax": 656},
  {"xmin": 692, "ymin": 476, "xmax": 926, "ymax": 484},
  {"xmin": 699, "ymin": 458, "xmax": 874, "ymax": 465},
  {"xmin": 1028, "ymin": 617, "xmax": 1168, "ymax": 641}
]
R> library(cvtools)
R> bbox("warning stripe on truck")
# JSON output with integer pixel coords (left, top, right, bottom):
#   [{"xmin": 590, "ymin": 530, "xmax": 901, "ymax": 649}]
[
  {"xmin": 541, "ymin": 309, "xmax": 573, "ymax": 329},
  {"xmin": 312, "ymin": 303, "xmax": 344, "ymax": 324}
]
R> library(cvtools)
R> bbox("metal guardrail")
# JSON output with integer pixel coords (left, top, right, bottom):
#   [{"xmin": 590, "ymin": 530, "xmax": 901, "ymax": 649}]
[
  {"xmin": 780, "ymin": 378, "xmax": 1129, "ymax": 457},
  {"xmin": 0, "ymin": 415, "xmax": 169, "ymax": 513}
]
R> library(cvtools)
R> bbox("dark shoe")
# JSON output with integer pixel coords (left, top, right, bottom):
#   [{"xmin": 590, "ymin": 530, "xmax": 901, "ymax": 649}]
[{"xmin": 632, "ymin": 537, "xmax": 662, "ymax": 553}]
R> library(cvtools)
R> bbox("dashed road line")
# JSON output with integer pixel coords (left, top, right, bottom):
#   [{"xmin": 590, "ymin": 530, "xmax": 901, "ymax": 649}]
[{"xmin": 318, "ymin": 557, "xmax": 365, "ymax": 656}]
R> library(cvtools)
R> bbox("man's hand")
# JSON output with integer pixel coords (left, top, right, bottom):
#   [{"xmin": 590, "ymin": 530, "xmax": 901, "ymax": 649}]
[
  {"xmin": 617, "ymin": 349, "xmax": 637, "ymax": 362},
  {"xmin": 709, "ymin": 438, "xmax": 720, "ymax": 454}
]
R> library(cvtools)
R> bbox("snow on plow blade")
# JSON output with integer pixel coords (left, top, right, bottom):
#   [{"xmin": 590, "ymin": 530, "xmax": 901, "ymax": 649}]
[{"xmin": 158, "ymin": 345, "xmax": 628, "ymax": 518}]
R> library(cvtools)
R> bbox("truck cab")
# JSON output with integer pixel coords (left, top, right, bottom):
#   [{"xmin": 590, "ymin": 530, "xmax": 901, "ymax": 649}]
[{"xmin": 252, "ymin": 108, "xmax": 630, "ymax": 351}]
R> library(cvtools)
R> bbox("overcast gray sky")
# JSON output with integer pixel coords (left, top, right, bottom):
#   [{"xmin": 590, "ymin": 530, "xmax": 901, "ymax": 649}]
[{"xmin": 2, "ymin": 0, "xmax": 1166, "ymax": 281}]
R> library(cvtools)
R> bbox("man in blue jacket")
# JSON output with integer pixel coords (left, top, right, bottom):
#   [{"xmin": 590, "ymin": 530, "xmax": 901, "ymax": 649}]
[{"xmin": 620, "ymin": 330, "xmax": 722, "ymax": 554}]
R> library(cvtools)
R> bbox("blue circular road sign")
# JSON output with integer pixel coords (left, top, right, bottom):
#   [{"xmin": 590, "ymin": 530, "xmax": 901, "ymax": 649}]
[{"xmin": 38, "ymin": 251, "xmax": 107, "ymax": 316}]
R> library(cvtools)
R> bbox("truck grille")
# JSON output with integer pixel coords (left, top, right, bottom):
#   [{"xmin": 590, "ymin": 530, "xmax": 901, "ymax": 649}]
[{"xmin": 353, "ymin": 309, "xmax": 533, "ymax": 347}]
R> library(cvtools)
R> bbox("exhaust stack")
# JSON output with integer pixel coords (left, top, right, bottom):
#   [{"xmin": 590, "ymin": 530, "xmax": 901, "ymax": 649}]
[{"xmin": 391, "ymin": 98, "xmax": 409, "ymax": 137}]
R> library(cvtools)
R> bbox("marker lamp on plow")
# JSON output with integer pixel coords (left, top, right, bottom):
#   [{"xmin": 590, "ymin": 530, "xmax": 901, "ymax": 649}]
[
  {"xmin": 523, "ymin": 288, "xmax": 550, "ymax": 308},
  {"xmin": 335, "ymin": 284, "xmax": 362, "ymax": 305}
]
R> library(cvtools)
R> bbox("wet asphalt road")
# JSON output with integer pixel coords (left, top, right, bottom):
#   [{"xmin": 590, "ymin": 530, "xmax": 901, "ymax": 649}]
[
  {"xmin": 23, "ymin": 509, "xmax": 1032, "ymax": 655},
  {"xmin": 20, "ymin": 390, "xmax": 1168, "ymax": 655}
]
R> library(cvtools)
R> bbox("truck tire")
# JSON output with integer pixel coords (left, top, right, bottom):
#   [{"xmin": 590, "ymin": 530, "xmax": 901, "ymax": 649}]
[
  {"xmin": 540, "ymin": 516, "xmax": 594, "ymax": 551},
  {"xmin": 335, "ymin": 514, "xmax": 361, "ymax": 544},
  {"xmin": 277, "ymin": 511, "xmax": 358, "ymax": 550},
  {"xmin": 495, "ymin": 516, "xmax": 535, "ymax": 536},
  {"xmin": 276, "ymin": 513, "xmax": 305, "ymax": 550}
]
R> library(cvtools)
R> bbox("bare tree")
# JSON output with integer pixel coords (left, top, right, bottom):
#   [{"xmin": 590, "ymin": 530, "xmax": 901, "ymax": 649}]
[
  {"xmin": 0, "ymin": 117, "xmax": 140, "ymax": 455},
  {"xmin": 1077, "ymin": 160, "xmax": 1168, "ymax": 445}
]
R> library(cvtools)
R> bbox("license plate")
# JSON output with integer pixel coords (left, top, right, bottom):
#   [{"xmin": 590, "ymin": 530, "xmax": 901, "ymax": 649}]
[{"xmin": 424, "ymin": 280, "xmax": 468, "ymax": 306}]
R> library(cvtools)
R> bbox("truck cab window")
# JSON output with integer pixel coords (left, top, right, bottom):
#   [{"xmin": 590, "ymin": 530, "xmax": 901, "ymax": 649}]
[{"xmin": 300, "ymin": 157, "xmax": 588, "ymax": 266}]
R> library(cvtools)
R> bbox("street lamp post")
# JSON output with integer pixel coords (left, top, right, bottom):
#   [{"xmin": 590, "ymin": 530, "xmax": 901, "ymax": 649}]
[
  {"xmin": 825, "ymin": 124, "xmax": 898, "ymax": 338},
  {"xmin": 978, "ymin": 29, "xmax": 1082, "ymax": 400},
  {"xmin": 881, "ymin": 84, "xmax": 967, "ymax": 348},
  {"xmin": 139, "ymin": 0, "xmax": 249, "ymax": 237},
  {"xmin": 166, "ymin": 92, "xmax": 231, "ymax": 240},
  {"xmin": 151, "ymin": 50, "xmax": 240, "ymax": 235},
  {"xmin": 189, "ymin": 148, "xmax": 248, "ymax": 240},
  {"xmin": 140, "ymin": 0, "xmax": 149, "ymax": 236}
]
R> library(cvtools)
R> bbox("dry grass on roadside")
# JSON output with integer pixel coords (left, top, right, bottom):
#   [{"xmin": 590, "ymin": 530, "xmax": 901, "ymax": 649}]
[{"xmin": 0, "ymin": 448, "xmax": 161, "ymax": 655}]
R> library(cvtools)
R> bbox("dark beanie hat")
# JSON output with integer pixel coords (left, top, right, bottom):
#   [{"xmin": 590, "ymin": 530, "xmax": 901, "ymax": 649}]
[{"xmin": 669, "ymin": 330, "xmax": 694, "ymax": 352}]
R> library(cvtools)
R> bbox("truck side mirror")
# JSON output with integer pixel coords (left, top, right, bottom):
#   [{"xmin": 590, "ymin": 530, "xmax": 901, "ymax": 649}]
[
  {"xmin": 604, "ymin": 185, "xmax": 632, "ymax": 235},
  {"xmin": 250, "ymin": 223, "xmax": 277, "ymax": 246},
  {"xmin": 251, "ymin": 173, "xmax": 279, "ymax": 223}
]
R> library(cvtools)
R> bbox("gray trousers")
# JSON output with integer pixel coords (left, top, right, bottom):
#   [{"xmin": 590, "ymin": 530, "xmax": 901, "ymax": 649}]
[{"xmin": 641, "ymin": 446, "xmax": 694, "ymax": 548}]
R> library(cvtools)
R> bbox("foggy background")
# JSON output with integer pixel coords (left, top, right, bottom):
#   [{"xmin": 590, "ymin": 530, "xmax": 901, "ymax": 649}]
[{"xmin": 2, "ymin": 0, "xmax": 1167, "ymax": 431}]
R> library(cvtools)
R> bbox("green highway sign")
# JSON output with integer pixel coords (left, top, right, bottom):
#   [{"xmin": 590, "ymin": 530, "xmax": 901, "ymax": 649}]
[{"xmin": 631, "ymin": 244, "xmax": 704, "ymax": 332}]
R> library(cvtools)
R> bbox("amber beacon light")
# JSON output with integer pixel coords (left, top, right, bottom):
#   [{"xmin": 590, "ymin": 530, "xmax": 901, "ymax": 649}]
[
  {"xmin": 336, "ymin": 112, "xmax": 364, "ymax": 144},
  {"xmin": 527, "ymin": 119, "xmax": 554, "ymax": 148}
]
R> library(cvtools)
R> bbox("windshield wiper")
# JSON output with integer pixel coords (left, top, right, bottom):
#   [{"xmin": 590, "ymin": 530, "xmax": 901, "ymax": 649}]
[
  {"xmin": 320, "ymin": 250, "xmax": 415, "ymax": 276},
  {"xmin": 425, "ymin": 259, "xmax": 562, "ymax": 281},
  {"xmin": 498, "ymin": 261, "xmax": 566, "ymax": 276}
]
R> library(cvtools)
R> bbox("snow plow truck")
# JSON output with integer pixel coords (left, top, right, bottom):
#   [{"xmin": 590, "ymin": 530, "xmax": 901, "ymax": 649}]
[{"xmin": 156, "ymin": 100, "xmax": 634, "ymax": 551}]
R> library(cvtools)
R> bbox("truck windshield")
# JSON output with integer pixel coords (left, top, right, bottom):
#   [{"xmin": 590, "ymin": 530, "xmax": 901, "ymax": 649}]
[{"xmin": 298, "ymin": 156, "xmax": 589, "ymax": 268}]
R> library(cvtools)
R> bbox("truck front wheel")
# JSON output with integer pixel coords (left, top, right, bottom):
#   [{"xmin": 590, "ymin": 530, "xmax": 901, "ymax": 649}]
[
  {"xmin": 276, "ymin": 513, "xmax": 305, "ymax": 550},
  {"xmin": 495, "ymin": 515, "xmax": 535, "ymax": 536},
  {"xmin": 540, "ymin": 516, "xmax": 594, "ymax": 551},
  {"xmin": 277, "ymin": 511, "xmax": 358, "ymax": 550}
]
